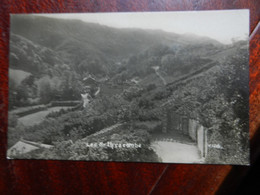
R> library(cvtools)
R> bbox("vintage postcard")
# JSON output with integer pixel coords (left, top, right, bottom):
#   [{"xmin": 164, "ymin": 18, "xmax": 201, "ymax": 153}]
[{"xmin": 7, "ymin": 10, "xmax": 249, "ymax": 164}]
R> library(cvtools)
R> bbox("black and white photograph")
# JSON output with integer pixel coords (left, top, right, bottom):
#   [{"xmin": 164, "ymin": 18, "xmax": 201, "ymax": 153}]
[{"xmin": 7, "ymin": 10, "xmax": 249, "ymax": 164}]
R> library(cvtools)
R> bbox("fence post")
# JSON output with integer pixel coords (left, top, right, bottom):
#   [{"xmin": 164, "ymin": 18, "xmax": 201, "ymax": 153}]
[{"xmin": 204, "ymin": 128, "xmax": 208, "ymax": 158}]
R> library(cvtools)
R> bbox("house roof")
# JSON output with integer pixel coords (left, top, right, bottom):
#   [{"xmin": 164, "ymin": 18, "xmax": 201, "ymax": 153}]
[
  {"xmin": 7, "ymin": 140, "xmax": 54, "ymax": 158},
  {"xmin": 83, "ymin": 75, "xmax": 98, "ymax": 84},
  {"xmin": 7, "ymin": 141, "xmax": 39, "ymax": 157}
]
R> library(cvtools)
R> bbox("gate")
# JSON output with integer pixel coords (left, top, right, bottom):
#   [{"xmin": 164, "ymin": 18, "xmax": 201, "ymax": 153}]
[{"xmin": 182, "ymin": 117, "xmax": 189, "ymax": 135}]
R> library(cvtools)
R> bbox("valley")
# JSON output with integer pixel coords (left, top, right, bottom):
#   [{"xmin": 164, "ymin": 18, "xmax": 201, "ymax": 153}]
[{"xmin": 7, "ymin": 15, "xmax": 249, "ymax": 164}]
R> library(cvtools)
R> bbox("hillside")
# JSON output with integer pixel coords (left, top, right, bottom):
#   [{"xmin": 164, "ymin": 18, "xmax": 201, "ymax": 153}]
[
  {"xmin": 10, "ymin": 15, "xmax": 223, "ymax": 75},
  {"xmin": 8, "ymin": 15, "xmax": 227, "ymax": 108},
  {"xmin": 11, "ymin": 15, "xmax": 221, "ymax": 56},
  {"xmin": 9, "ymin": 33, "xmax": 65, "ymax": 74}
]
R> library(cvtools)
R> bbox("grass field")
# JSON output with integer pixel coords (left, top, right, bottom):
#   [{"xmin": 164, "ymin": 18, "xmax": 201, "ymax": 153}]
[
  {"xmin": 18, "ymin": 106, "xmax": 73, "ymax": 127},
  {"xmin": 9, "ymin": 68, "xmax": 31, "ymax": 85}
]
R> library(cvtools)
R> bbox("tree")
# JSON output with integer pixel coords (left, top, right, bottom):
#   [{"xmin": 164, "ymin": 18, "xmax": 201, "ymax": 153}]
[{"xmin": 37, "ymin": 76, "xmax": 52, "ymax": 103}]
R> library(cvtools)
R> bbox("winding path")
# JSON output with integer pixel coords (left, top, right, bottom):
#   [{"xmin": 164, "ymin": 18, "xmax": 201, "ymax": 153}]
[
  {"xmin": 151, "ymin": 141, "xmax": 204, "ymax": 163},
  {"xmin": 152, "ymin": 66, "xmax": 167, "ymax": 85}
]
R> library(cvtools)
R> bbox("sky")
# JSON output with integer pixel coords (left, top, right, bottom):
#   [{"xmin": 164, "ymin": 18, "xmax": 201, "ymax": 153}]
[{"xmin": 36, "ymin": 10, "xmax": 249, "ymax": 44}]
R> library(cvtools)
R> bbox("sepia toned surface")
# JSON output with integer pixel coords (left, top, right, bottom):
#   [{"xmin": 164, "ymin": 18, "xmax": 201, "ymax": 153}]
[{"xmin": 0, "ymin": 0, "xmax": 259, "ymax": 194}]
